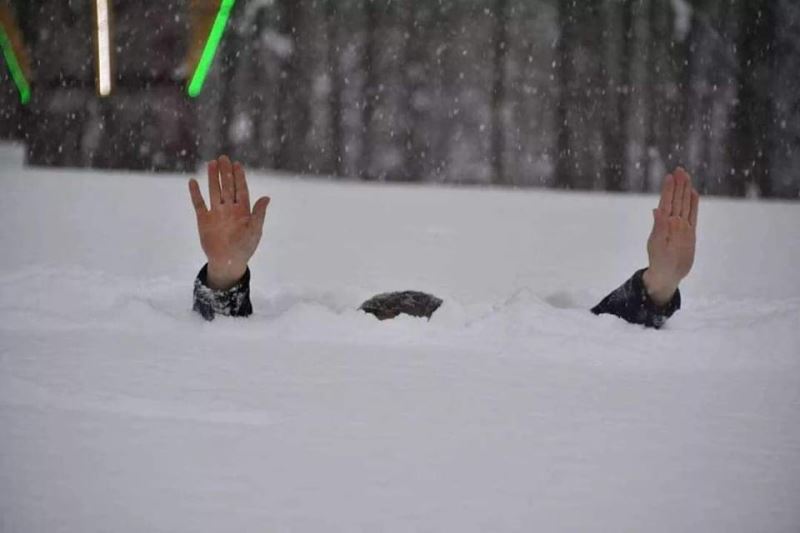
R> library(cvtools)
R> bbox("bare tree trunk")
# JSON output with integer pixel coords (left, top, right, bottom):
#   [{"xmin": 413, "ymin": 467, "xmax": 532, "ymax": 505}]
[
  {"xmin": 360, "ymin": 0, "xmax": 378, "ymax": 180},
  {"xmin": 664, "ymin": 1, "xmax": 690, "ymax": 171},
  {"xmin": 701, "ymin": 0, "xmax": 737, "ymax": 195},
  {"xmin": 603, "ymin": 0, "xmax": 634, "ymax": 192},
  {"xmin": 642, "ymin": 0, "xmax": 659, "ymax": 191},
  {"xmin": 275, "ymin": 0, "xmax": 308, "ymax": 172},
  {"xmin": 768, "ymin": 0, "xmax": 800, "ymax": 199},
  {"xmin": 325, "ymin": 0, "xmax": 343, "ymax": 177},
  {"xmin": 219, "ymin": 7, "xmax": 239, "ymax": 158},
  {"xmin": 250, "ymin": 6, "xmax": 276, "ymax": 169},
  {"xmin": 731, "ymin": 0, "xmax": 774, "ymax": 197},
  {"xmin": 274, "ymin": 0, "xmax": 293, "ymax": 170},
  {"xmin": 653, "ymin": 0, "xmax": 675, "ymax": 180},
  {"xmin": 554, "ymin": 0, "xmax": 575, "ymax": 189},
  {"xmin": 680, "ymin": 17, "xmax": 696, "ymax": 166},
  {"xmin": 401, "ymin": 0, "xmax": 424, "ymax": 182},
  {"xmin": 491, "ymin": 0, "xmax": 508, "ymax": 185}
]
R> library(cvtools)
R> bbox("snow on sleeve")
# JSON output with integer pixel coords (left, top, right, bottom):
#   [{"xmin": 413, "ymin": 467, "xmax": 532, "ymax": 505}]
[{"xmin": 193, "ymin": 264, "xmax": 253, "ymax": 321}]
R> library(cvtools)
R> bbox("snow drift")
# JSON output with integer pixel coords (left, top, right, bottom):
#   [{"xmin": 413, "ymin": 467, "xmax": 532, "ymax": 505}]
[{"xmin": 0, "ymin": 144, "xmax": 798, "ymax": 532}]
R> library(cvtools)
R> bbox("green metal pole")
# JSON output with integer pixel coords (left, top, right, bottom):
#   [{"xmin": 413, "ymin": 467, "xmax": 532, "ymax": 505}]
[
  {"xmin": 187, "ymin": 0, "xmax": 236, "ymax": 98},
  {"xmin": 0, "ymin": 24, "xmax": 31, "ymax": 105}
]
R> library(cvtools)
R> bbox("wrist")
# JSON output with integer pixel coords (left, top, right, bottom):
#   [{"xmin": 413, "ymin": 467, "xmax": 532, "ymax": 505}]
[
  {"xmin": 642, "ymin": 268, "xmax": 678, "ymax": 307},
  {"xmin": 206, "ymin": 260, "xmax": 247, "ymax": 290}
]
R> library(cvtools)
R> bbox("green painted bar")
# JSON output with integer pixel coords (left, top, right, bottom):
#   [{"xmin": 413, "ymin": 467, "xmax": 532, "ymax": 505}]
[
  {"xmin": 187, "ymin": 0, "xmax": 235, "ymax": 98},
  {"xmin": 0, "ymin": 24, "xmax": 31, "ymax": 105}
]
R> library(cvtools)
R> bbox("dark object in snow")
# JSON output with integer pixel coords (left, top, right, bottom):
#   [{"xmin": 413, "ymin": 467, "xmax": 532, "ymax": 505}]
[
  {"xmin": 192, "ymin": 264, "xmax": 679, "ymax": 329},
  {"xmin": 359, "ymin": 291, "xmax": 444, "ymax": 321}
]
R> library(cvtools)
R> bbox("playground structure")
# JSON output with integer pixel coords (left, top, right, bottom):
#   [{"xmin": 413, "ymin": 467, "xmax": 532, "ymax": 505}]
[{"xmin": 0, "ymin": 0, "xmax": 235, "ymax": 171}]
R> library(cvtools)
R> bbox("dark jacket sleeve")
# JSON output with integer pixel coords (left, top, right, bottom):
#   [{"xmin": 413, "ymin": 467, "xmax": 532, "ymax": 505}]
[
  {"xmin": 193, "ymin": 264, "xmax": 253, "ymax": 321},
  {"xmin": 591, "ymin": 268, "xmax": 680, "ymax": 329}
]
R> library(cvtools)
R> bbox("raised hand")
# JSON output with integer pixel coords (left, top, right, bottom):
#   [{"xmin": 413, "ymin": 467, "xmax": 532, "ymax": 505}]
[
  {"xmin": 188, "ymin": 156, "xmax": 270, "ymax": 290},
  {"xmin": 643, "ymin": 167, "xmax": 700, "ymax": 306}
]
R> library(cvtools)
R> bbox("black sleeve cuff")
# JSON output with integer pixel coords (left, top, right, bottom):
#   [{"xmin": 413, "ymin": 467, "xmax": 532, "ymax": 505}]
[
  {"xmin": 192, "ymin": 264, "xmax": 253, "ymax": 321},
  {"xmin": 591, "ymin": 268, "xmax": 681, "ymax": 329}
]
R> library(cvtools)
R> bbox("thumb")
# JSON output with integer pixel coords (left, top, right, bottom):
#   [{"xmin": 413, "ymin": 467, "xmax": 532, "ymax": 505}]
[{"xmin": 250, "ymin": 196, "xmax": 271, "ymax": 233}]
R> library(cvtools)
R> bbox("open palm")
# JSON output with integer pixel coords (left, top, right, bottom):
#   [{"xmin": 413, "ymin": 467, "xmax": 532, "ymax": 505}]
[
  {"xmin": 644, "ymin": 167, "xmax": 699, "ymax": 305},
  {"xmin": 188, "ymin": 156, "xmax": 270, "ymax": 289}
]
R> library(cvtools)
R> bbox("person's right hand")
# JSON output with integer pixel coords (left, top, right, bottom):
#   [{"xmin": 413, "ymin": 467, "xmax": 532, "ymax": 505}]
[
  {"xmin": 643, "ymin": 167, "xmax": 700, "ymax": 306},
  {"xmin": 188, "ymin": 155, "xmax": 270, "ymax": 290}
]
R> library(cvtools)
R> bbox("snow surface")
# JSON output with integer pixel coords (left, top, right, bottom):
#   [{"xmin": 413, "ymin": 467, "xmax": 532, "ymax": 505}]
[{"xmin": 1, "ymin": 143, "xmax": 799, "ymax": 532}]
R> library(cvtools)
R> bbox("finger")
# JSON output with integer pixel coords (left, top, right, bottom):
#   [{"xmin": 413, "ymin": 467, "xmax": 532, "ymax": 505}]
[
  {"xmin": 250, "ymin": 196, "xmax": 271, "ymax": 233},
  {"xmin": 671, "ymin": 169, "xmax": 686, "ymax": 217},
  {"xmin": 233, "ymin": 162, "xmax": 250, "ymax": 208},
  {"xmin": 667, "ymin": 216, "xmax": 682, "ymax": 242},
  {"xmin": 652, "ymin": 208, "xmax": 668, "ymax": 239},
  {"xmin": 188, "ymin": 179, "xmax": 207, "ymax": 214},
  {"xmin": 676, "ymin": 168, "xmax": 692, "ymax": 219},
  {"xmin": 218, "ymin": 155, "xmax": 235, "ymax": 204},
  {"xmin": 674, "ymin": 166, "xmax": 690, "ymax": 182},
  {"xmin": 658, "ymin": 174, "xmax": 675, "ymax": 213},
  {"xmin": 689, "ymin": 189, "xmax": 700, "ymax": 229},
  {"xmin": 207, "ymin": 160, "xmax": 221, "ymax": 207},
  {"xmin": 680, "ymin": 178, "xmax": 692, "ymax": 219}
]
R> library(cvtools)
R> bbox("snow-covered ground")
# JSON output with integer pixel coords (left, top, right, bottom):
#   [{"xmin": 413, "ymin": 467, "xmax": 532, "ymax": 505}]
[{"xmin": 1, "ymin": 143, "xmax": 798, "ymax": 532}]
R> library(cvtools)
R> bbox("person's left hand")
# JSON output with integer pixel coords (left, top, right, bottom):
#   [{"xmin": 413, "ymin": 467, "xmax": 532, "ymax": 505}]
[{"xmin": 188, "ymin": 155, "xmax": 270, "ymax": 290}]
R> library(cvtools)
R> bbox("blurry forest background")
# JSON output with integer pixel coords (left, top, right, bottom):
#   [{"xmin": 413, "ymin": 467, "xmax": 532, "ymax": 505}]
[{"xmin": 1, "ymin": 0, "xmax": 799, "ymax": 198}]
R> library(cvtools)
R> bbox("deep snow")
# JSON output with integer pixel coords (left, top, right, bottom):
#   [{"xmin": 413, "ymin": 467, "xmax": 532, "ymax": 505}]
[{"xmin": 0, "ymin": 144, "xmax": 798, "ymax": 532}]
